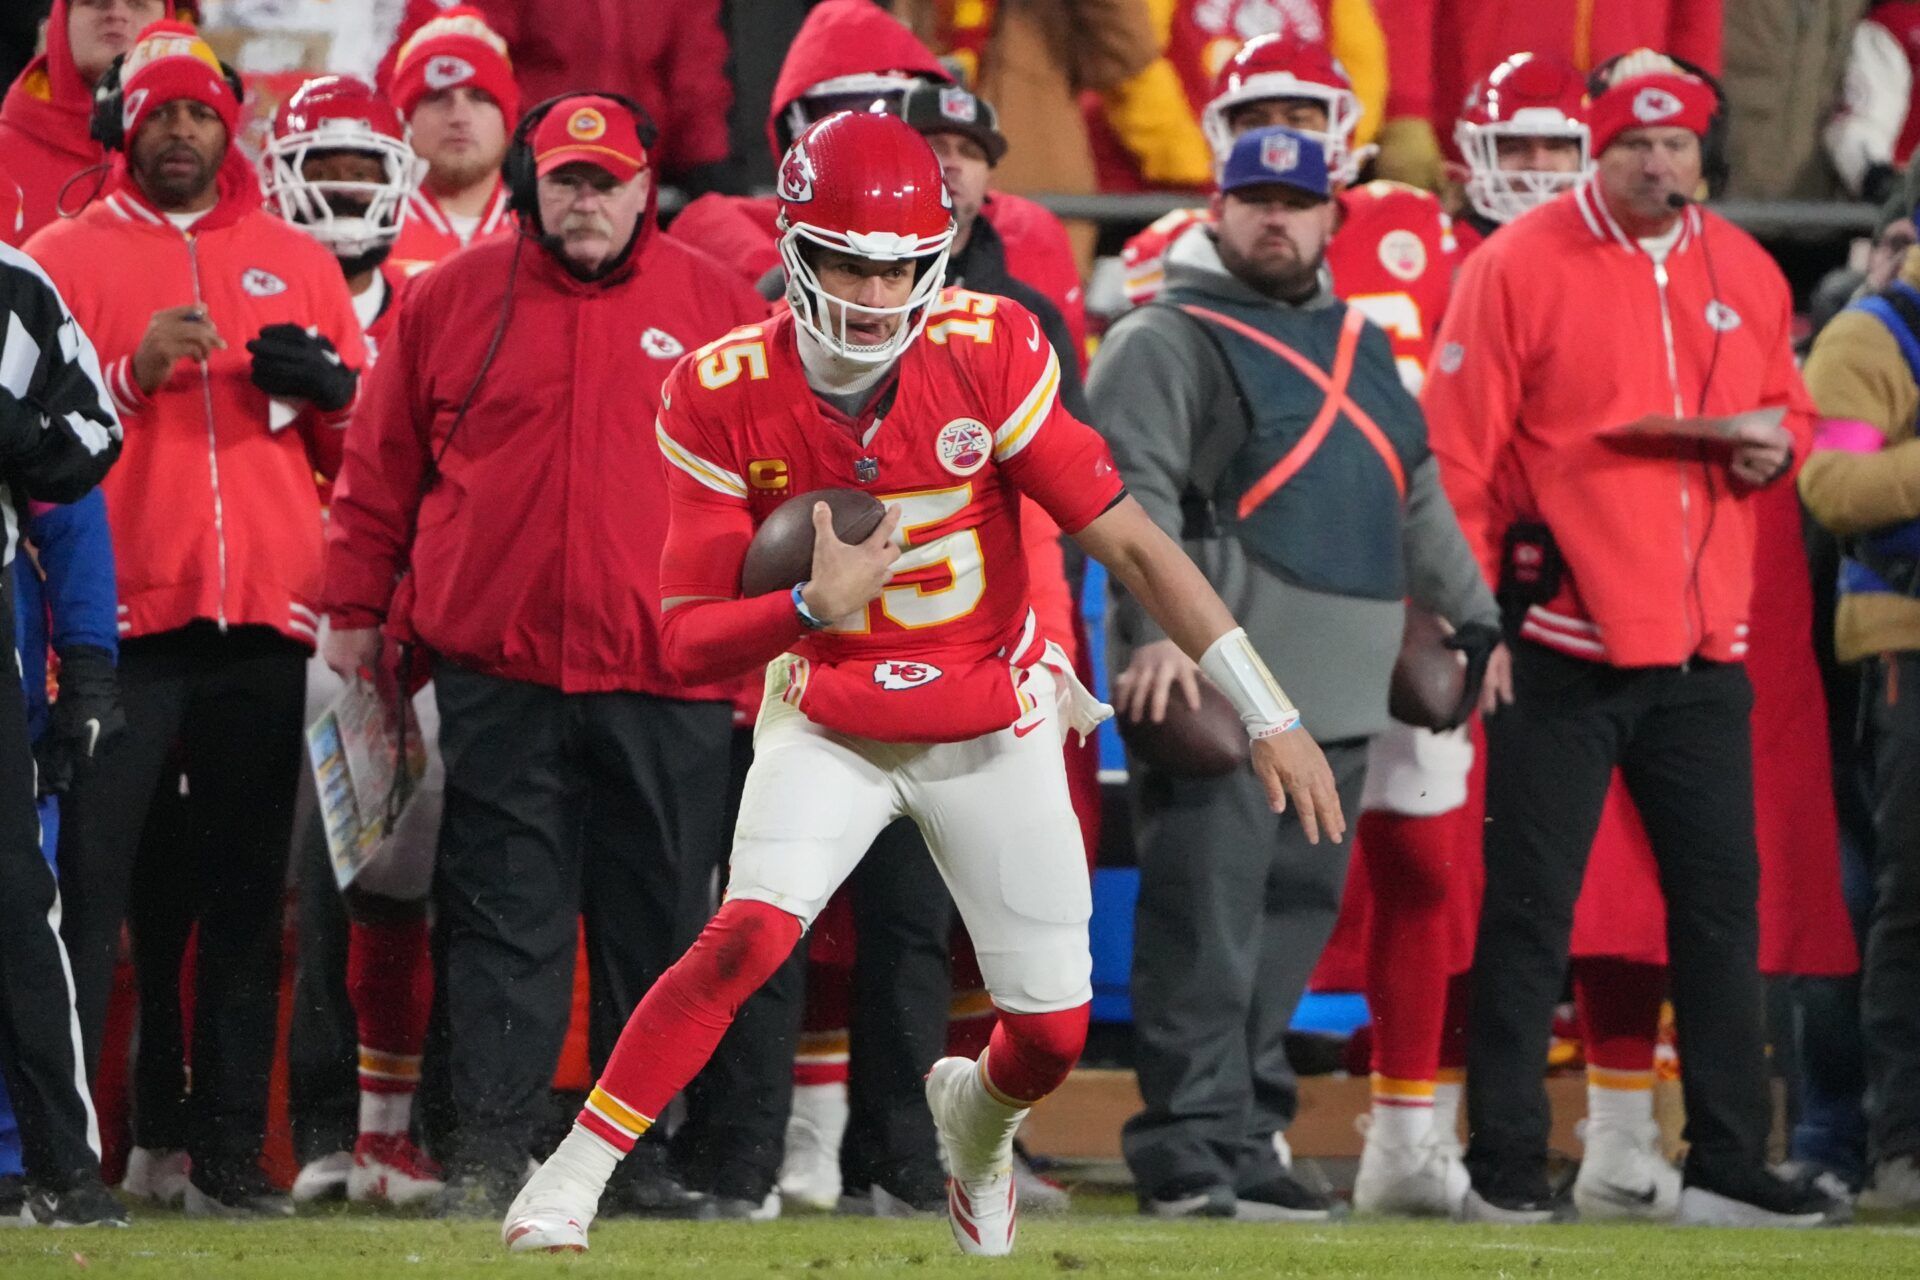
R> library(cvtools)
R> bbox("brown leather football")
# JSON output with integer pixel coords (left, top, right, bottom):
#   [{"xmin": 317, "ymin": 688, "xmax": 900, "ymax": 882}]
[
  {"xmin": 1389, "ymin": 605, "xmax": 1468, "ymax": 731},
  {"xmin": 1117, "ymin": 677, "xmax": 1249, "ymax": 778},
  {"xmin": 739, "ymin": 488, "xmax": 889, "ymax": 597}
]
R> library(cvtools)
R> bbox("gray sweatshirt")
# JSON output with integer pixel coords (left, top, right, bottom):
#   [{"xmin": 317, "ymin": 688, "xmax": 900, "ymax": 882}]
[{"xmin": 1087, "ymin": 227, "xmax": 1498, "ymax": 743}]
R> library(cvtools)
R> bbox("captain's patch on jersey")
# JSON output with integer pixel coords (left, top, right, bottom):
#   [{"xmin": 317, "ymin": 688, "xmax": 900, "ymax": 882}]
[
  {"xmin": 1377, "ymin": 230, "xmax": 1427, "ymax": 282},
  {"xmin": 873, "ymin": 660, "xmax": 943, "ymax": 690},
  {"xmin": 935, "ymin": 417, "xmax": 992, "ymax": 476}
]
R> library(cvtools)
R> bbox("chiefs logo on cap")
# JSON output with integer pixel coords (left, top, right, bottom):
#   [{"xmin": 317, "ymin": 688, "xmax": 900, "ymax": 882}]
[
  {"xmin": 424, "ymin": 55, "xmax": 474, "ymax": 90},
  {"xmin": 778, "ymin": 145, "xmax": 814, "ymax": 203},
  {"xmin": 1260, "ymin": 131, "xmax": 1300, "ymax": 174},
  {"xmin": 1631, "ymin": 87, "xmax": 1683, "ymax": 123},
  {"xmin": 567, "ymin": 108, "xmax": 607, "ymax": 141}
]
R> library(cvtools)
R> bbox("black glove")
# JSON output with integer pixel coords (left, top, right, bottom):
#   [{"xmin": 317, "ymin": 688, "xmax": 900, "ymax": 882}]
[
  {"xmin": 36, "ymin": 643, "xmax": 125, "ymax": 796},
  {"xmin": 1864, "ymin": 162, "xmax": 1899, "ymax": 208},
  {"xmin": 1443, "ymin": 621, "xmax": 1504, "ymax": 729},
  {"xmin": 247, "ymin": 323, "xmax": 357, "ymax": 412}
]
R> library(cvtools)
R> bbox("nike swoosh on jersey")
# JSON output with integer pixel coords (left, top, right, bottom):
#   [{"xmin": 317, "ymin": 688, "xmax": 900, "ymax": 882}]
[
  {"xmin": 1026, "ymin": 316, "xmax": 1041, "ymax": 352},
  {"xmin": 1013, "ymin": 718, "xmax": 1043, "ymax": 738}
]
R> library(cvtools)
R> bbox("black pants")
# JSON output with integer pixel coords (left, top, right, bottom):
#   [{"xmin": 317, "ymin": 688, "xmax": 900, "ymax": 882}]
[
  {"xmin": 287, "ymin": 803, "xmax": 357, "ymax": 1164},
  {"xmin": 1860, "ymin": 652, "xmax": 1920, "ymax": 1163},
  {"xmin": 0, "ymin": 573, "xmax": 100, "ymax": 1184},
  {"xmin": 125, "ymin": 772, "xmax": 197, "ymax": 1151},
  {"xmin": 55, "ymin": 623, "xmax": 307, "ymax": 1177},
  {"xmin": 432, "ymin": 663, "xmax": 732, "ymax": 1178},
  {"xmin": 1467, "ymin": 641, "xmax": 1769, "ymax": 1191}
]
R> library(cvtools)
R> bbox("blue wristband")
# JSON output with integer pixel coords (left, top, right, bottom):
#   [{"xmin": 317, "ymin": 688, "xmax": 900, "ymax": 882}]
[{"xmin": 792, "ymin": 581, "xmax": 831, "ymax": 631}]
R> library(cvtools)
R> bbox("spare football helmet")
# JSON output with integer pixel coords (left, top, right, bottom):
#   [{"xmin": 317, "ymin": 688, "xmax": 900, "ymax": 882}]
[
  {"xmin": 1202, "ymin": 32, "xmax": 1361, "ymax": 179},
  {"xmin": 263, "ymin": 75, "xmax": 421, "ymax": 259},
  {"xmin": 776, "ymin": 110, "xmax": 955, "ymax": 366},
  {"xmin": 1455, "ymin": 52, "xmax": 1592, "ymax": 224}
]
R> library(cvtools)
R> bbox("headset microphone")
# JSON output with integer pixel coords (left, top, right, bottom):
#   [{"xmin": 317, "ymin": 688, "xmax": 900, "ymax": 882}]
[{"xmin": 1665, "ymin": 191, "xmax": 1690, "ymax": 209}]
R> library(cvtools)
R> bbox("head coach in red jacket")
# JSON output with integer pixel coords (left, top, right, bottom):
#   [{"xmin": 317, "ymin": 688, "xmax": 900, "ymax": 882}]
[
  {"xmin": 25, "ymin": 21, "xmax": 366, "ymax": 1216},
  {"xmin": 322, "ymin": 93, "xmax": 768, "ymax": 1212},
  {"xmin": 1421, "ymin": 53, "xmax": 1842, "ymax": 1227}
]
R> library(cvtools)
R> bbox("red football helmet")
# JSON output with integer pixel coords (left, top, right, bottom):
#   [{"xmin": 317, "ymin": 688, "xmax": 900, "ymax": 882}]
[
  {"xmin": 263, "ymin": 75, "xmax": 421, "ymax": 259},
  {"xmin": 1455, "ymin": 53, "xmax": 1592, "ymax": 224},
  {"xmin": 777, "ymin": 110, "xmax": 955, "ymax": 366},
  {"xmin": 1202, "ymin": 32, "xmax": 1361, "ymax": 179}
]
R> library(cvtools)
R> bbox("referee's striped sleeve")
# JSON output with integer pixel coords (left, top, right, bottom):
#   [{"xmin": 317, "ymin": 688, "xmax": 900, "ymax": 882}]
[{"xmin": 0, "ymin": 239, "xmax": 122, "ymax": 505}]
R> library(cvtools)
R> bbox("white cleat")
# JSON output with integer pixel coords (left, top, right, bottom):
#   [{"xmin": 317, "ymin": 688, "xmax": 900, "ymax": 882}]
[
  {"xmin": 1353, "ymin": 1132, "xmax": 1471, "ymax": 1218},
  {"xmin": 926, "ymin": 1056, "xmax": 1018, "ymax": 1258},
  {"xmin": 1573, "ymin": 1122, "xmax": 1681, "ymax": 1222},
  {"xmin": 1459, "ymin": 1187, "xmax": 1555, "ymax": 1224},
  {"xmin": 120, "ymin": 1147, "xmax": 192, "ymax": 1208},
  {"xmin": 501, "ymin": 1157, "xmax": 598, "ymax": 1254},
  {"xmin": 347, "ymin": 1134, "xmax": 445, "ymax": 1209},
  {"xmin": 778, "ymin": 1083, "xmax": 848, "ymax": 1211}
]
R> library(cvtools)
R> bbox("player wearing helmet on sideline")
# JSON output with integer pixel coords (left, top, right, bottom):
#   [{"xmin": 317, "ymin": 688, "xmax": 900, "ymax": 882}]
[
  {"xmin": 1452, "ymin": 52, "xmax": 1592, "ymax": 251},
  {"xmin": 501, "ymin": 110, "xmax": 1345, "ymax": 1261},
  {"xmin": 260, "ymin": 74, "xmax": 448, "ymax": 1210},
  {"xmin": 1121, "ymin": 30, "xmax": 1459, "ymax": 395}
]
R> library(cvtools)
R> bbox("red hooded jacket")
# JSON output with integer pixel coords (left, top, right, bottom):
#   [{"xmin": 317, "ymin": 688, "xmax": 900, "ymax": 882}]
[
  {"xmin": 323, "ymin": 218, "xmax": 768, "ymax": 695},
  {"xmin": 668, "ymin": 0, "xmax": 1087, "ymax": 359},
  {"xmin": 27, "ymin": 150, "xmax": 364, "ymax": 649},
  {"xmin": 0, "ymin": 0, "xmax": 175, "ymax": 240}
]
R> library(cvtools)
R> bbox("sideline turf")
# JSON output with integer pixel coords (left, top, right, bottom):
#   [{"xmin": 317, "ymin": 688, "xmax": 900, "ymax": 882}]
[{"xmin": 2, "ymin": 1210, "xmax": 1917, "ymax": 1278}]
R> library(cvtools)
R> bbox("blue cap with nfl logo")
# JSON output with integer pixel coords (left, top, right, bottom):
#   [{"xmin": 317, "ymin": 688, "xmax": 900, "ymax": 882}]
[{"xmin": 1219, "ymin": 125, "xmax": 1331, "ymax": 200}]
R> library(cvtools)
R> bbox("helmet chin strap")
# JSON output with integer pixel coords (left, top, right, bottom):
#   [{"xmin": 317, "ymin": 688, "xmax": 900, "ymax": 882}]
[{"xmin": 795, "ymin": 322, "xmax": 897, "ymax": 398}]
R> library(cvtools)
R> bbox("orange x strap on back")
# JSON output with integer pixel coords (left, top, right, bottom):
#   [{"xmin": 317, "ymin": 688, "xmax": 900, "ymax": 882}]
[{"xmin": 1177, "ymin": 304, "xmax": 1408, "ymax": 520}]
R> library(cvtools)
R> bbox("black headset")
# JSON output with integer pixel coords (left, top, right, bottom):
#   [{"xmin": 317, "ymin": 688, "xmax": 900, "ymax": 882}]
[
  {"xmin": 88, "ymin": 49, "xmax": 248, "ymax": 152},
  {"xmin": 1585, "ymin": 52, "xmax": 1730, "ymax": 199},
  {"xmin": 501, "ymin": 90, "xmax": 658, "ymax": 222}
]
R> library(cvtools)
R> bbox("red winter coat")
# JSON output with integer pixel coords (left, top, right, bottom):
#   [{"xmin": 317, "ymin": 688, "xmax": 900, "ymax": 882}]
[
  {"xmin": 0, "ymin": 0, "xmax": 175, "ymax": 240},
  {"xmin": 1424, "ymin": 180, "xmax": 1814, "ymax": 668},
  {"xmin": 26, "ymin": 153, "xmax": 364, "ymax": 649},
  {"xmin": 1378, "ymin": 0, "xmax": 1721, "ymax": 151},
  {"xmin": 323, "ymin": 222, "xmax": 768, "ymax": 695}
]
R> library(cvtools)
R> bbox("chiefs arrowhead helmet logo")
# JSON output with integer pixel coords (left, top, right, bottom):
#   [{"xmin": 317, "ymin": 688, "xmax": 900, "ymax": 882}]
[{"xmin": 777, "ymin": 144, "xmax": 814, "ymax": 203}]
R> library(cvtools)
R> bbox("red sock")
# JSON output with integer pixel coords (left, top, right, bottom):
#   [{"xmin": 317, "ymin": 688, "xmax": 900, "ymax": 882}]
[
  {"xmin": 1572, "ymin": 957, "xmax": 1664, "ymax": 1072},
  {"xmin": 1360, "ymin": 811, "xmax": 1458, "ymax": 1082},
  {"xmin": 981, "ymin": 1004, "xmax": 1088, "ymax": 1106},
  {"xmin": 582, "ymin": 899, "xmax": 803, "ymax": 1152},
  {"xmin": 348, "ymin": 916, "xmax": 432, "ymax": 1085}
]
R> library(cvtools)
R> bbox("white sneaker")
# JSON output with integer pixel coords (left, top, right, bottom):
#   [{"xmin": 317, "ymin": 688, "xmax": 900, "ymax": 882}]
[
  {"xmin": 1858, "ymin": 1155, "xmax": 1920, "ymax": 1214},
  {"xmin": 925, "ymin": 1056, "xmax": 1019, "ymax": 1258},
  {"xmin": 502, "ymin": 1156, "xmax": 599, "ymax": 1253},
  {"xmin": 777, "ymin": 1083, "xmax": 847, "ymax": 1211},
  {"xmin": 1353, "ymin": 1132, "xmax": 1470, "ymax": 1218},
  {"xmin": 1573, "ymin": 1122, "xmax": 1681, "ymax": 1222},
  {"xmin": 120, "ymin": 1147, "xmax": 192, "ymax": 1207}
]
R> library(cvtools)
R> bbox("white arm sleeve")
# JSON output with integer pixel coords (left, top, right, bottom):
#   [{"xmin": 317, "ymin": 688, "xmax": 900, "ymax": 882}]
[{"xmin": 1827, "ymin": 20, "xmax": 1913, "ymax": 195}]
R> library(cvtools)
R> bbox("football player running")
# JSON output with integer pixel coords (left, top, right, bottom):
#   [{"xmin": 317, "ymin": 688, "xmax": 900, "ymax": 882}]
[{"xmin": 502, "ymin": 110, "xmax": 1342, "ymax": 1260}]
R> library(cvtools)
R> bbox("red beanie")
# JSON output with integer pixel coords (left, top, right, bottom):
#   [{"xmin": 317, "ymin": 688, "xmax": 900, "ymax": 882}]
[
  {"xmin": 1588, "ymin": 72, "xmax": 1717, "ymax": 157},
  {"xmin": 119, "ymin": 20, "xmax": 240, "ymax": 144},
  {"xmin": 389, "ymin": 5, "xmax": 519, "ymax": 127}
]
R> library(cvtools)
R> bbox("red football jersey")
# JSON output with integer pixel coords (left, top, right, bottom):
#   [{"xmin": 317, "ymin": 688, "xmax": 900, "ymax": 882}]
[
  {"xmin": 656, "ymin": 291, "xmax": 1123, "ymax": 739},
  {"xmin": 1325, "ymin": 180, "xmax": 1458, "ymax": 394},
  {"xmin": 1122, "ymin": 181, "xmax": 1457, "ymax": 393}
]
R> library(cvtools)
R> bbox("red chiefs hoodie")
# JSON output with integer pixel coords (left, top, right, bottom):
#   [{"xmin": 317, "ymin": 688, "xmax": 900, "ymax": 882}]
[{"xmin": 0, "ymin": 0, "xmax": 176, "ymax": 240}]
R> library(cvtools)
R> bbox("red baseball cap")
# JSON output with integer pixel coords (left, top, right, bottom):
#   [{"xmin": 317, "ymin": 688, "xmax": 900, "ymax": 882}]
[{"xmin": 533, "ymin": 96, "xmax": 649, "ymax": 182}]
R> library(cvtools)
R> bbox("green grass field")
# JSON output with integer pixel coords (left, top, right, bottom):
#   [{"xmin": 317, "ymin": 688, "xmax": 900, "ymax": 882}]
[{"xmin": 3, "ymin": 1201, "xmax": 1918, "ymax": 1278}]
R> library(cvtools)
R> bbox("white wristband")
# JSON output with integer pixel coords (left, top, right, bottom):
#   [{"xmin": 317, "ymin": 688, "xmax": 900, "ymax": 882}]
[{"xmin": 1199, "ymin": 627, "xmax": 1301, "ymax": 739}]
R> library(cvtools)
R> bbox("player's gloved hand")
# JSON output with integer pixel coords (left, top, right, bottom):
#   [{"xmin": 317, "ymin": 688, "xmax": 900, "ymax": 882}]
[
  {"xmin": 1251, "ymin": 727, "xmax": 1345, "ymax": 846},
  {"xmin": 1443, "ymin": 621, "xmax": 1509, "ymax": 723},
  {"xmin": 247, "ymin": 323, "xmax": 357, "ymax": 412},
  {"xmin": 36, "ymin": 643, "xmax": 125, "ymax": 796},
  {"xmin": 799, "ymin": 501, "xmax": 903, "ymax": 625}
]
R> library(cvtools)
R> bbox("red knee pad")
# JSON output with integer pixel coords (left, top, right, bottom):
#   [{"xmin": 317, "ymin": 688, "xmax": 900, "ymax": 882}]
[{"xmin": 983, "ymin": 1003, "xmax": 1089, "ymax": 1105}]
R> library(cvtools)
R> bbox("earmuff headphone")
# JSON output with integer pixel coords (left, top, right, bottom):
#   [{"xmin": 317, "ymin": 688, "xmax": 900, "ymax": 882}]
[
  {"xmin": 502, "ymin": 90, "xmax": 659, "ymax": 222},
  {"xmin": 89, "ymin": 50, "xmax": 248, "ymax": 153},
  {"xmin": 1585, "ymin": 52, "xmax": 1729, "ymax": 199}
]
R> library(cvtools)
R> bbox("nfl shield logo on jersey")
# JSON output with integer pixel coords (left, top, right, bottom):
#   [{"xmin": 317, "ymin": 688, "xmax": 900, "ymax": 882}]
[
  {"xmin": 1260, "ymin": 131, "xmax": 1300, "ymax": 175},
  {"xmin": 873, "ymin": 660, "xmax": 943, "ymax": 690},
  {"xmin": 935, "ymin": 417, "xmax": 992, "ymax": 476}
]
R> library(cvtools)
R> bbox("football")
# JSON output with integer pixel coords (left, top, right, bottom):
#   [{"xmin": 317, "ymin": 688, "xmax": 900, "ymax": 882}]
[
  {"xmin": 1389, "ymin": 605, "xmax": 1468, "ymax": 730},
  {"xmin": 1117, "ymin": 677, "xmax": 1248, "ymax": 778},
  {"xmin": 739, "ymin": 488, "xmax": 890, "ymax": 597}
]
